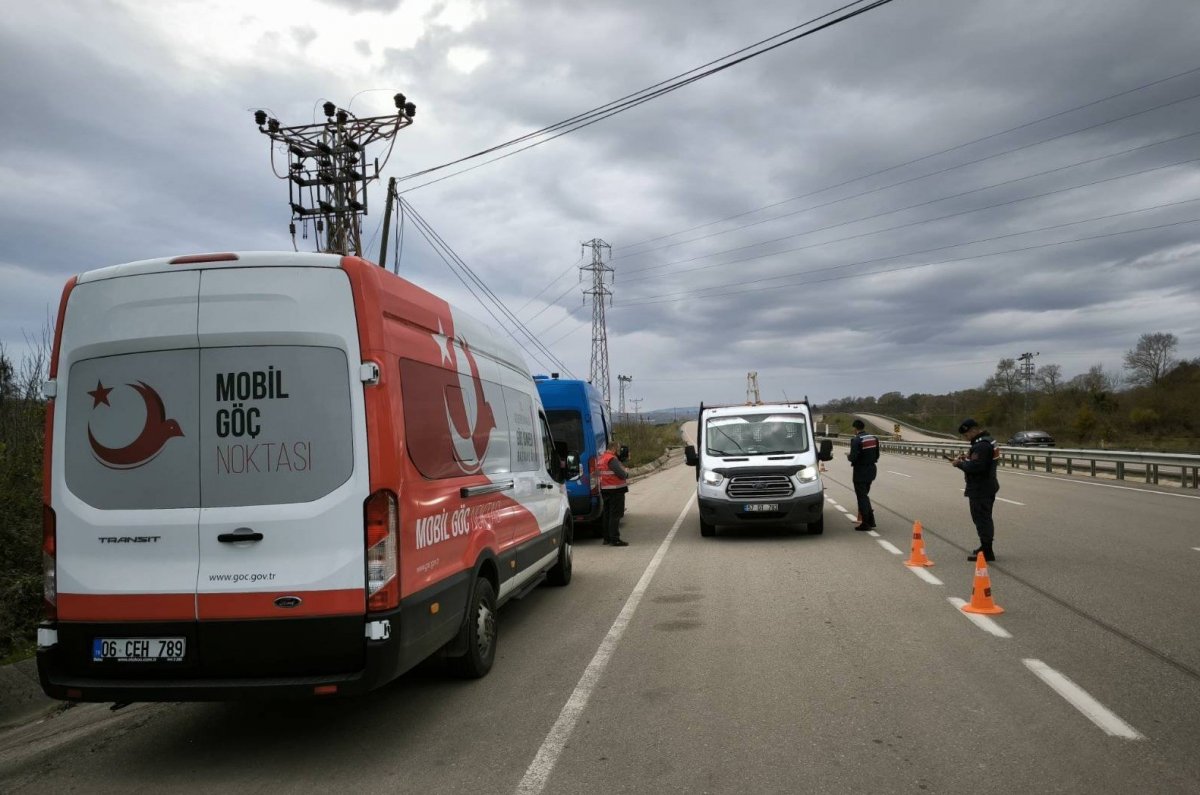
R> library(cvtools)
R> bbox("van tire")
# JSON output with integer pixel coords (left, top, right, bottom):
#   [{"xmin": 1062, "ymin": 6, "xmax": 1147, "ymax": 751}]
[
  {"xmin": 546, "ymin": 516, "xmax": 573, "ymax": 586},
  {"xmin": 447, "ymin": 576, "xmax": 498, "ymax": 679},
  {"xmin": 700, "ymin": 518, "xmax": 716, "ymax": 537},
  {"xmin": 808, "ymin": 513, "xmax": 824, "ymax": 535}
]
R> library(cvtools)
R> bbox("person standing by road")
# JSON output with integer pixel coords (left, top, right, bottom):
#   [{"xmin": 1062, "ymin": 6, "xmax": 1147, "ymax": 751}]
[
  {"xmin": 951, "ymin": 418, "xmax": 1000, "ymax": 561},
  {"xmin": 598, "ymin": 439, "xmax": 630, "ymax": 547},
  {"xmin": 847, "ymin": 419, "xmax": 880, "ymax": 530}
]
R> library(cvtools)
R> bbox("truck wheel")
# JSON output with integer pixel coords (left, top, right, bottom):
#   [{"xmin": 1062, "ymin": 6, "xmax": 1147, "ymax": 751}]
[
  {"xmin": 546, "ymin": 516, "xmax": 573, "ymax": 586},
  {"xmin": 447, "ymin": 576, "xmax": 498, "ymax": 679},
  {"xmin": 808, "ymin": 513, "xmax": 825, "ymax": 535},
  {"xmin": 700, "ymin": 518, "xmax": 716, "ymax": 537}
]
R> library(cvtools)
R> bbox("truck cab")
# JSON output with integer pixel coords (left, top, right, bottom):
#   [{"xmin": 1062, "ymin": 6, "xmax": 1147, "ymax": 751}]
[{"xmin": 684, "ymin": 401, "xmax": 833, "ymax": 537}]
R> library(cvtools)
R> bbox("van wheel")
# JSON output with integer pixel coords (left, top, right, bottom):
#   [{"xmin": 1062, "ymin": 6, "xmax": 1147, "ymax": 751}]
[
  {"xmin": 700, "ymin": 518, "xmax": 716, "ymax": 537},
  {"xmin": 447, "ymin": 577, "xmax": 497, "ymax": 679},
  {"xmin": 808, "ymin": 513, "xmax": 825, "ymax": 535},
  {"xmin": 546, "ymin": 516, "xmax": 573, "ymax": 586}
]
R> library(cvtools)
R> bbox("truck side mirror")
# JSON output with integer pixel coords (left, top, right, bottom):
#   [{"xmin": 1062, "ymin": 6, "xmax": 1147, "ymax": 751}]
[
  {"xmin": 684, "ymin": 444, "xmax": 698, "ymax": 466},
  {"xmin": 818, "ymin": 438, "xmax": 833, "ymax": 461}
]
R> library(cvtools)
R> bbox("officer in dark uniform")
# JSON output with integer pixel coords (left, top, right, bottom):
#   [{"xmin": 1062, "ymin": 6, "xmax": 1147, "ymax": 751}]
[
  {"xmin": 951, "ymin": 418, "xmax": 1000, "ymax": 561},
  {"xmin": 846, "ymin": 419, "xmax": 880, "ymax": 530}
]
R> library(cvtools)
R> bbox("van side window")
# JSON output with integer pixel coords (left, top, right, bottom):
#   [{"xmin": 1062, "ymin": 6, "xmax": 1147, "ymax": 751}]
[
  {"xmin": 399, "ymin": 357, "xmax": 510, "ymax": 479},
  {"xmin": 539, "ymin": 412, "xmax": 556, "ymax": 478},
  {"xmin": 503, "ymin": 386, "xmax": 538, "ymax": 472}
]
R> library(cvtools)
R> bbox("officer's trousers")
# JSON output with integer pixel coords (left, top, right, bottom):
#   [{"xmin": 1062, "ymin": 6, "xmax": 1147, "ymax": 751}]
[
  {"xmin": 967, "ymin": 492, "xmax": 996, "ymax": 543},
  {"xmin": 853, "ymin": 480, "xmax": 875, "ymax": 526},
  {"xmin": 602, "ymin": 489, "xmax": 626, "ymax": 542}
]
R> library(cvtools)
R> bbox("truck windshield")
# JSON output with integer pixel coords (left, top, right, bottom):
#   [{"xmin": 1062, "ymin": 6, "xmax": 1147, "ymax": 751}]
[
  {"xmin": 706, "ymin": 414, "xmax": 810, "ymax": 456},
  {"xmin": 547, "ymin": 409, "xmax": 585, "ymax": 453}
]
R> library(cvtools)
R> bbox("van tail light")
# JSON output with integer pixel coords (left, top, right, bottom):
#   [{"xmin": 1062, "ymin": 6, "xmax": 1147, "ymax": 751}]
[
  {"xmin": 364, "ymin": 490, "xmax": 399, "ymax": 612},
  {"xmin": 43, "ymin": 504, "xmax": 57, "ymax": 620},
  {"xmin": 588, "ymin": 459, "xmax": 599, "ymax": 493}
]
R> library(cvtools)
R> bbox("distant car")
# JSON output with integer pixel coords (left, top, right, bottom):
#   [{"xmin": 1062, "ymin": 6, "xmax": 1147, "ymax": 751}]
[{"xmin": 1007, "ymin": 430, "xmax": 1056, "ymax": 447}]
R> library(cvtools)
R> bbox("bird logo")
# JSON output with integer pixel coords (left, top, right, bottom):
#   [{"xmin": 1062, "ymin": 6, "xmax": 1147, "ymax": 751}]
[{"xmin": 87, "ymin": 380, "xmax": 184, "ymax": 469}]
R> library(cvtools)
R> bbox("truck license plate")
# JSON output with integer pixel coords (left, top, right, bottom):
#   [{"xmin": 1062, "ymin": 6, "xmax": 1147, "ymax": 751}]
[
  {"xmin": 744, "ymin": 503, "xmax": 778, "ymax": 512},
  {"xmin": 93, "ymin": 637, "xmax": 186, "ymax": 662}
]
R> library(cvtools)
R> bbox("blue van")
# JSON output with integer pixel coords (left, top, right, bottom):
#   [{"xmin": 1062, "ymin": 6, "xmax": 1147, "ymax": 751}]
[{"xmin": 535, "ymin": 375, "xmax": 612, "ymax": 524}]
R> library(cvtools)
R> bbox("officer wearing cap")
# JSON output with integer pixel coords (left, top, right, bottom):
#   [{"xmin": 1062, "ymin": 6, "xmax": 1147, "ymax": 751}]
[
  {"xmin": 847, "ymin": 418, "xmax": 880, "ymax": 530},
  {"xmin": 951, "ymin": 418, "xmax": 1000, "ymax": 561}
]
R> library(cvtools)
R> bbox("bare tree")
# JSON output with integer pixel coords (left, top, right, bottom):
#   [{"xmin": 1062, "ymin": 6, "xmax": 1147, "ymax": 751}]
[
  {"xmin": 1123, "ymin": 332, "xmax": 1178, "ymax": 386},
  {"xmin": 984, "ymin": 358, "xmax": 1022, "ymax": 396},
  {"xmin": 1035, "ymin": 363, "xmax": 1062, "ymax": 394},
  {"xmin": 1069, "ymin": 364, "xmax": 1120, "ymax": 394}
]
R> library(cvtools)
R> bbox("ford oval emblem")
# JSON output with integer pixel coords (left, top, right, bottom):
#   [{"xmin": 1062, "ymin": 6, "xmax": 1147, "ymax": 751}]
[{"xmin": 274, "ymin": 596, "xmax": 303, "ymax": 609}]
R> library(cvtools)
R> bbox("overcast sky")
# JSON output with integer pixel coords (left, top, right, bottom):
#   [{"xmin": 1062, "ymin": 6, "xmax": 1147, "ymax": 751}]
[{"xmin": 2, "ymin": 0, "xmax": 1199, "ymax": 410}]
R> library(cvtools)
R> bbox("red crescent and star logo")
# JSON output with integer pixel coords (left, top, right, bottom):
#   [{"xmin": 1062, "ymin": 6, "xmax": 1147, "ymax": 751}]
[
  {"xmin": 436, "ymin": 320, "xmax": 496, "ymax": 474},
  {"xmin": 87, "ymin": 380, "xmax": 184, "ymax": 470}
]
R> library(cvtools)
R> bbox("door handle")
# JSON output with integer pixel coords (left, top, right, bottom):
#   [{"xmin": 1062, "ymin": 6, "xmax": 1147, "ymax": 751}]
[
  {"xmin": 218, "ymin": 529, "xmax": 264, "ymax": 543},
  {"xmin": 537, "ymin": 483, "xmax": 557, "ymax": 489}
]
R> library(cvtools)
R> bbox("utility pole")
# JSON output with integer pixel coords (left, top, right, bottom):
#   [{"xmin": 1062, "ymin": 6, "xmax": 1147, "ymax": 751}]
[
  {"xmin": 1017, "ymin": 351, "xmax": 1039, "ymax": 430},
  {"xmin": 631, "ymin": 397, "xmax": 643, "ymax": 422},
  {"xmin": 617, "ymin": 374, "xmax": 633, "ymax": 421},
  {"xmin": 253, "ymin": 93, "xmax": 416, "ymax": 259},
  {"xmin": 746, "ymin": 371, "xmax": 761, "ymax": 405},
  {"xmin": 581, "ymin": 239, "xmax": 614, "ymax": 409}
]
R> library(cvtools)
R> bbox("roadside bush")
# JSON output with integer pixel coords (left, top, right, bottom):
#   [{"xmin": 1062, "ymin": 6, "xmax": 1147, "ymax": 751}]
[{"xmin": 613, "ymin": 420, "xmax": 683, "ymax": 468}]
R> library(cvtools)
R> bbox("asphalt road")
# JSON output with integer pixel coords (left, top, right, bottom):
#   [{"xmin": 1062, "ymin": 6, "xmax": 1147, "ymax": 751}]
[{"xmin": 2, "ymin": 451, "xmax": 1198, "ymax": 793}]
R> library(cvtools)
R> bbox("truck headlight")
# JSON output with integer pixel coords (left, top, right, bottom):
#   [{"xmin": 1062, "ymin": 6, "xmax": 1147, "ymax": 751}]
[
  {"xmin": 797, "ymin": 466, "xmax": 819, "ymax": 483},
  {"xmin": 701, "ymin": 469, "xmax": 724, "ymax": 486}
]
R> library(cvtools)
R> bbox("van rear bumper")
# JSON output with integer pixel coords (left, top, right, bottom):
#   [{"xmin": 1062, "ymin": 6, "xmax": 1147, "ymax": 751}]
[
  {"xmin": 698, "ymin": 491, "xmax": 824, "ymax": 527},
  {"xmin": 36, "ymin": 613, "xmax": 404, "ymax": 702},
  {"xmin": 568, "ymin": 493, "xmax": 602, "ymax": 522}
]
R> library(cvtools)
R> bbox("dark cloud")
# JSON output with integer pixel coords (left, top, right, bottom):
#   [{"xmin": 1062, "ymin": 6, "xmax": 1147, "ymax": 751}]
[{"xmin": 2, "ymin": 0, "xmax": 1199, "ymax": 410}]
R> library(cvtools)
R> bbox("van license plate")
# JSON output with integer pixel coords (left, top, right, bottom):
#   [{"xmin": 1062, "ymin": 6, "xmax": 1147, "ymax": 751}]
[
  {"xmin": 744, "ymin": 504, "xmax": 778, "ymax": 512},
  {"xmin": 93, "ymin": 638, "xmax": 186, "ymax": 662}
]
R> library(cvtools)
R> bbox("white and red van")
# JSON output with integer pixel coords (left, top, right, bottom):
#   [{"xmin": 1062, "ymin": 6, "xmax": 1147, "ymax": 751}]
[{"xmin": 37, "ymin": 252, "xmax": 574, "ymax": 701}]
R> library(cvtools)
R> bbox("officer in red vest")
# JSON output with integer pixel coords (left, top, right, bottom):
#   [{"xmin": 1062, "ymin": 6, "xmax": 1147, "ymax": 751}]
[{"xmin": 597, "ymin": 440, "xmax": 630, "ymax": 547}]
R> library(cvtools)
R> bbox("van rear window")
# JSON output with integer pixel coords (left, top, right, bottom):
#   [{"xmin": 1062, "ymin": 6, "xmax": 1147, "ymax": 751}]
[{"xmin": 547, "ymin": 410, "xmax": 585, "ymax": 454}]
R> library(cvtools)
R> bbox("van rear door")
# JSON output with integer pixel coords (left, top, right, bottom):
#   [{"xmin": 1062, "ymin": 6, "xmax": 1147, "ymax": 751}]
[
  {"xmin": 194, "ymin": 266, "xmax": 370, "ymax": 675},
  {"xmin": 56, "ymin": 272, "xmax": 202, "ymax": 624}
]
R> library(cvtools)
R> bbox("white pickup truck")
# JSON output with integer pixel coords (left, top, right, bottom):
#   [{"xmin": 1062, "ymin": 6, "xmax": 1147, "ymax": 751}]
[{"xmin": 684, "ymin": 401, "xmax": 833, "ymax": 537}]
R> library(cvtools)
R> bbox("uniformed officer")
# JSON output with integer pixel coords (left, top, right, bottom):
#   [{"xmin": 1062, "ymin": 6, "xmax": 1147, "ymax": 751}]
[
  {"xmin": 597, "ymin": 439, "xmax": 630, "ymax": 547},
  {"xmin": 951, "ymin": 418, "xmax": 1000, "ymax": 561},
  {"xmin": 846, "ymin": 419, "xmax": 880, "ymax": 530}
]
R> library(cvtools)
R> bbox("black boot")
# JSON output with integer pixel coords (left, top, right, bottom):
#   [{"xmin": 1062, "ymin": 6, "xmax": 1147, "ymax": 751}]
[
  {"xmin": 982, "ymin": 543, "xmax": 996, "ymax": 562},
  {"xmin": 967, "ymin": 546, "xmax": 982, "ymax": 561}
]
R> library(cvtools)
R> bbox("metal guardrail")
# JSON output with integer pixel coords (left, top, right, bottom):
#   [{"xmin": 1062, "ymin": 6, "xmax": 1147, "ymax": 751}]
[{"xmin": 827, "ymin": 438, "xmax": 1200, "ymax": 489}]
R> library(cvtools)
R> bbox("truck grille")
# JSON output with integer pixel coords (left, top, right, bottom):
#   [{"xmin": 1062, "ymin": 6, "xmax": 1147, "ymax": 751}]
[{"xmin": 726, "ymin": 474, "xmax": 794, "ymax": 500}]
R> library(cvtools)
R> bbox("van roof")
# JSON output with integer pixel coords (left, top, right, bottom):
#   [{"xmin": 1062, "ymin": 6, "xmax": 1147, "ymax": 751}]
[
  {"xmin": 701, "ymin": 402, "xmax": 811, "ymax": 418},
  {"xmin": 76, "ymin": 252, "xmax": 340, "ymax": 284}
]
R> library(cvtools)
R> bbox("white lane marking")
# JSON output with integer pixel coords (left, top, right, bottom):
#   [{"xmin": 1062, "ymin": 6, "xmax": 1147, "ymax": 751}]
[
  {"xmin": 948, "ymin": 597, "xmax": 1012, "ymax": 638},
  {"xmin": 826, "ymin": 497, "xmax": 837, "ymax": 504},
  {"xmin": 996, "ymin": 497, "xmax": 1025, "ymax": 506},
  {"xmin": 887, "ymin": 470, "xmax": 912, "ymax": 478},
  {"xmin": 1193, "ymin": 547, "xmax": 1200, "ymax": 552},
  {"xmin": 835, "ymin": 506, "xmax": 849, "ymax": 514},
  {"xmin": 909, "ymin": 567, "xmax": 943, "ymax": 585},
  {"xmin": 516, "ymin": 495, "xmax": 695, "ymax": 795},
  {"xmin": 1009, "ymin": 471, "xmax": 1200, "ymax": 501},
  {"xmin": 844, "ymin": 513, "xmax": 858, "ymax": 522},
  {"xmin": 877, "ymin": 539, "xmax": 904, "ymax": 555},
  {"xmin": 867, "ymin": 530, "xmax": 880, "ymax": 538},
  {"xmin": 1022, "ymin": 659, "xmax": 1144, "ymax": 740}
]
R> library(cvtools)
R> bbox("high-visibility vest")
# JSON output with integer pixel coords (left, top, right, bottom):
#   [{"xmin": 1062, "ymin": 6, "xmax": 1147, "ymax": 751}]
[{"xmin": 597, "ymin": 451, "xmax": 627, "ymax": 490}]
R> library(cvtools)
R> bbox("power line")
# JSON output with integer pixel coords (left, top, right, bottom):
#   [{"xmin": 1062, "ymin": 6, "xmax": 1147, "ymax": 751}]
[
  {"xmin": 619, "ymin": 138, "xmax": 1200, "ymax": 286},
  {"xmin": 615, "ymin": 63, "xmax": 1200, "ymax": 254},
  {"xmin": 392, "ymin": 0, "xmax": 894, "ymax": 194},
  {"xmin": 516, "ymin": 256, "xmax": 582, "ymax": 317},
  {"xmin": 616, "ymin": 89, "xmax": 1200, "ymax": 265},
  {"xmin": 614, "ymin": 216, "xmax": 1200, "ymax": 308},
  {"xmin": 401, "ymin": 199, "xmax": 577, "ymax": 377}
]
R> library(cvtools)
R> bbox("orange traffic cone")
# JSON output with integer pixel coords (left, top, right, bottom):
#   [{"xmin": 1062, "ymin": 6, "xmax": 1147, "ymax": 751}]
[
  {"xmin": 904, "ymin": 521, "xmax": 934, "ymax": 567},
  {"xmin": 961, "ymin": 552, "xmax": 1004, "ymax": 614}
]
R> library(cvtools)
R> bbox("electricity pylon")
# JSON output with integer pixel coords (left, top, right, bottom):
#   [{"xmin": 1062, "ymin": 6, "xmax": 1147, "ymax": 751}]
[{"xmin": 581, "ymin": 239, "xmax": 613, "ymax": 409}]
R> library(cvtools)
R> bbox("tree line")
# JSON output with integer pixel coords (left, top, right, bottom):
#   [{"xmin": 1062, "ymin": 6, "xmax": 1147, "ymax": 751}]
[{"xmin": 821, "ymin": 333, "xmax": 1199, "ymax": 450}]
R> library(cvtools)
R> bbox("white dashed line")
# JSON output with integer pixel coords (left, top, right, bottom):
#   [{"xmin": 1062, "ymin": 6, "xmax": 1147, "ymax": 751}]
[
  {"xmin": 908, "ymin": 567, "xmax": 943, "ymax": 586},
  {"xmin": 1009, "ymin": 471, "xmax": 1200, "ymax": 501},
  {"xmin": 996, "ymin": 497, "xmax": 1025, "ymax": 506},
  {"xmin": 948, "ymin": 597, "xmax": 1012, "ymax": 638},
  {"xmin": 1023, "ymin": 659, "xmax": 1144, "ymax": 740},
  {"xmin": 887, "ymin": 470, "xmax": 912, "ymax": 478},
  {"xmin": 516, "ymin": 495, "xmax": 696, "ymax": 794},
  {"xmin": 844, "ymin": 514, "xmax": 858, "ymax": 522},
  {"xmin": 1192, "ymin": 547, "xmax": 1200, "ymax": 552},
  {"xmin": 835, "ymin": 506, "xmax": 849, "ymax": 513},
  {"xmin": 876, "ymin": 539, "xmax": 904, "ymax": 555},
  {"xmin": 866, "ymin": 530, "xmax": 880, "ymax": 537}
]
